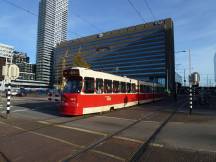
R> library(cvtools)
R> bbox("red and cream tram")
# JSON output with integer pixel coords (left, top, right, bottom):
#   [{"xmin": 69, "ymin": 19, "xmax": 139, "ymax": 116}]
[{"xmin": 60, "ymin": 67, "xmax": 164, "ymax": 116}]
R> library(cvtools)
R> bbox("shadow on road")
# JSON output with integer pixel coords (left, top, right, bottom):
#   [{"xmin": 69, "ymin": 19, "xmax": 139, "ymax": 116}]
[{"xmin": 15, "ymin": 101, "xmax": 61, "ymax": 116}]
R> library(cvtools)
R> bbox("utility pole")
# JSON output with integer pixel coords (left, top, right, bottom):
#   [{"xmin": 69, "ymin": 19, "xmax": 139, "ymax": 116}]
[
  {"xmin": 188, "ymin": 49, "xmax": 192, "ymax": 115},
  {"xmin": 166, "ymin": 69, "xmax": 169, "ymax": 94},
  {"xmin": 189, "ymin": 49, "xmax": 191, "ymax": 79},
  {"xmin": 184, "ymin": 69, "xmax": 186, "ymax": 87}
]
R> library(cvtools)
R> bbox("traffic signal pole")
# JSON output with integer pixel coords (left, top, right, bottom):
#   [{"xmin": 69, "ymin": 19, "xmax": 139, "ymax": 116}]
[
  {"xmin": 6, "ymin": 82, "xmax": 11, "ymax": 117},
  {"xmin": 188, "ymin": 49, "xmax": 192, "ymax": 115}
]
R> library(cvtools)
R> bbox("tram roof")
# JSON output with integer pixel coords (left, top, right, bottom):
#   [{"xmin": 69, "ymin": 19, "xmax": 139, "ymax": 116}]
[{"xmin": 70, "ymin": 67, "xmax": 162, "ymax": 87}]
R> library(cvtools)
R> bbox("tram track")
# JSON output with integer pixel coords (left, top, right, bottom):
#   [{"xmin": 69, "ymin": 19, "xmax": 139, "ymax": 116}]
[
  {"xmin": 0, "ymin": 103, "xmax": 136, "ymax": 141},
  {"xmin": 0, "ymin": 104, "xmax": 152, "ymax": 162},
  {"xmin": 0, "ymin": 97, "xmax": 186, "ymax": 162},
  {"xmin": 0, "ymin": 107, "xmax": 166, "ymax": 161},
  {"xmin": 130, "ymin": 100, "xmax": 187, "ymax": 162},
  {"xmin": 62, "ymin": 108, "xmax": 173, "ymax": 161},
  {"xmin": 62, "ymin": 98, "xmax": 187, "ymax": 162}
]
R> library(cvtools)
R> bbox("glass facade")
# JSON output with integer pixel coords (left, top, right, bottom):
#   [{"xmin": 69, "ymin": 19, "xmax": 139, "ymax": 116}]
[
  {"xmin": 13, "ymin": 51, "xmax": 36, "ymax": 80},
  {"xmin": 36, "ymin": 0, "xmax": 68, "ymax": 83},
  {"xmin": 54, "ymin": 18, "xmax": 175, "ymax": 90}
]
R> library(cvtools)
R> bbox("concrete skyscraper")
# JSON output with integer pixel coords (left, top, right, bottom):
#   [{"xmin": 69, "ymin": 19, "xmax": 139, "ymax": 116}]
[
  {"xmin": 36, "ymin": 0, "xmax": 68, "ymax": 83},
  {"xmin": 214, "ymin": 53, "xmax": 216, "ymax": 83}
]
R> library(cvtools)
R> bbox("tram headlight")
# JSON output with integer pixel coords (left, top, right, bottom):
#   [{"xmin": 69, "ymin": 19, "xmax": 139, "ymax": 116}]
[{"xmin": 70, "ymin": 98, "xmax": 76, "ymax": 102}]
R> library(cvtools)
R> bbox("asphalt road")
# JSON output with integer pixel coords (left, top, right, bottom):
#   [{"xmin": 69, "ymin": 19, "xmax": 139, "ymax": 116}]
[{"xmin": 0, "ymin": 95, "xmax": 215, "ymax": 162}]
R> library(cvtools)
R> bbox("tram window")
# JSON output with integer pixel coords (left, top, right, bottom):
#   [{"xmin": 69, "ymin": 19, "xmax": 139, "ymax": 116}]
[
  {"xmin": 156, "ymin": 87, "xmax": 159, "ymax": 93},
  {"xmin": 113, "ymin": 81, "xmax": 120, "ymax": 93},
  {"xmin": 127, "ymin": 83, "xmax": 131, "ymax": 93},
  {"xmin": 140, "ymin": 85, "xmax": 144, "ymax": 93},
  {"xmin": 84, "ymin": 77, "xmax": 94, "ymax": 93},
  {"xmin": 148, "ymin": 86, "xmax": 151, "ymax": 93},
  {"xmin": 131, "ymin": 84, "xmax": 136, "ymax": 93},
  {"xmin": 144, "ymin": 85, "xmax": 149, "ymax": 93},
  {"xmin": 63, "ymin": 77, "xmax": 82, "ymax": 93},
  {"xmin": 104, "ymin": 79, "xmax": 112, "ymax": 93},
  {"xmin": 136, "ymin": 84, "xmax": 139, "ymax": 92},
  {"xmin": 96, "ymin": 78, "xmax": 103, "ymax": 93},
  {"xmin": 150, "ymin": 86, "xmax": 154, "ymax": 92},
  {"xmin": 121, "ymin": 82, "xmax": 126, "ymax": 93}
]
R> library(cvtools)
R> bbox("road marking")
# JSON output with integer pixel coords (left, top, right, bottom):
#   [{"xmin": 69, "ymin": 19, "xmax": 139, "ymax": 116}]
[
  {"xmin": 56, "ymin": 125, "xmax": 107, "ymax": 136},
  {"xmin": 0, "ymin": 120, "xmax": 83, "ymax": 148},
  {"xmin": 149, "ymin": 142, "xmax": 164, "ymax": 148},
  {"xmin": 91, "ymin": 150, "xmax": 125, "ymax": 161},
  {"xmin": 37, "ymin": 120, "xmax": 107, "ymax": 136},
  {"xmin": 140, "ymin": 120, "xmax": 160, "ymax": 123},
  {"xmin": 12, "ymin": 109, "xmax": 29, "ymax": 112},
  {"xmin": 169, "ymin": 121, "xmax": 185, "ymax": 124},
  {"xmin": 40, "ymin": 120, "xmax": 147, "ymax": 145},
  {"xmin": 0, "ymin": 120, "xmax": 125, "ymax": 162},
  {"xmin": 113, "ymin": 136, "xmax": 144, "ymax": 144},
  {"xmin": 38, "ymin": 121, "xmax": 50, "ymax": 124},
  {"xmin": 31, "ymin": 131, "xmax": 83, "ymax": 148},
  {"xmin": 100, "ymin": 115, "xmax": 136, "ymax": 122},
  {"xmin": 0, "ymin": 121, "xmax": 9, "ymax": 125}
]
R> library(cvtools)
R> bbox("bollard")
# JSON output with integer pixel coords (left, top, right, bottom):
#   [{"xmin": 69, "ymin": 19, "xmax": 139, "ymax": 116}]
[
  {"xmin": 6, "ymin": 83, "xmax": 11, "ymax": 117},
  {"xmin": 48, "ymin": 92, "xmax": 52, "ymax": 101},
  {"xmin": 55, "ymin": 93, "xmax": 59, "ymax": 102},
  {"xmin": 189, "ymin": 86, "xmax": 192, "ymax": 115}
]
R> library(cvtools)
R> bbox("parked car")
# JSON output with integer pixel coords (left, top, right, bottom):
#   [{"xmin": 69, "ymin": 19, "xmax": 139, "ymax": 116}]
[
  {"xmin": 17, "ymin": 88, "xmax": 27, "ymax": 97},
  {"xmin": 5, "ymin": 88, "xmax": 18, "ymax": 97}
]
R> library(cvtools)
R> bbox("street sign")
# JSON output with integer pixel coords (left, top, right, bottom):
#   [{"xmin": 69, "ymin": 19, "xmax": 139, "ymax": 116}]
[
  {"xmin": 2, "ymin": 65, "xmax": 8, "ymax": 76},
  {"xmin": 8, "ymin": 64, "xmax": 19, "ymax": 80},
  {"xmin": 2, "ymin": 64, "xmax": 20, "ymax": 80},
  {"xmin": 191, "ymin": 72, "xmax": 200, "ymax": 86}
]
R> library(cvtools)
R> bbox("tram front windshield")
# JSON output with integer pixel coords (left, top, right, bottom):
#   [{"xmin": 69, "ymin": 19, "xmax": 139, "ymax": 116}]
[{"xmin": 63, "ymin": 77, "xmax": 82, "ymax": 93}]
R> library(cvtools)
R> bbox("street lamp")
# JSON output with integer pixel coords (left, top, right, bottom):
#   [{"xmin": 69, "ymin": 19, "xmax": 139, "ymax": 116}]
[
  {"xmin": 175, "ymin": 49, "xmax": 192, "ymax": 86},
  {"xmin": 176, "ymin": 49, "xmax": 193, "ymax": 114}
]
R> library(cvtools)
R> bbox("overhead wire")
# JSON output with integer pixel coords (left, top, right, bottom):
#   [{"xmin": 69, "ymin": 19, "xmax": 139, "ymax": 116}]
[
  {"xmin": 72, "ymin": 13, "xmax": 103, "ymax": 33},
  {"xmin": 1, "ymin": 0, "xmax": 98, "ymax": 39},
  {"xmin": 1, "ymin": 0, "xmax": 38, "ymax": 17},
  {"xmin": 143, "ymin": 0, "xmax": 156, "ymax": 20},
  {"xmin": 127, "ymin": 0, "xmax": 146, "ymax": 22}
]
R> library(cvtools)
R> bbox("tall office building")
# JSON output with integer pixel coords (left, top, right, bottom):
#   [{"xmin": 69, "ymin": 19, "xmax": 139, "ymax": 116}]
[
  {"xmin": 0, "ymin": 43, "xmax": 14, "ymax": 81},
  {"xmin": 54, "ymin": 18, "xmax": 175, "ymax": 91},
  {"xmin": 36, "ymin": 0, "xmax": 68, "ymax": 83},
  {"xmin": 214, "ymin": 53, "xmax": 216, "ymax": 83}
]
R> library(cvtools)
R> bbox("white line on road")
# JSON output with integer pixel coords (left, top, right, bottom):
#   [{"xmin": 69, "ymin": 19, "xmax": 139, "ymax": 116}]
[
  {"xmin": 100, "ymin": 115, "xmax": 137, "ymax": 122},
  {"xmin": 0, "ymin": 120, "xmax": 125, "ymax": 161},
  {"xmin": 12, "ymin": 108, "xmax": 29, "ymax": 112},
  {"xmin": 113, "ymin": 136, "xmax": 144, "ymax": 144},
  {"xmin": 56, "ymin": 125, "xmax": 107, "ymax": 136},
  {"xmin": 37, "ymin": 120, "xmax": 107, "ymax": 136}
]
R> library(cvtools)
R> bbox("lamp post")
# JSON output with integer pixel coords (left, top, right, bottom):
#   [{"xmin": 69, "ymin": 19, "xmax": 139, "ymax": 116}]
[
  {"xmin": 175, "ymin": 50, "xmax": 192, "ymax": 85},
  {"xmin": 176, "ymin": 49, "xmax": 192, "ymax": 114}
]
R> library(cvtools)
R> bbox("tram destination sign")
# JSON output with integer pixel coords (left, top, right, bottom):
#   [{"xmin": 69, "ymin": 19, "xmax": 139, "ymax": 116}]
[{"xmin": 63, "ymin": 69, "xmax": 80, "ymax": 77}]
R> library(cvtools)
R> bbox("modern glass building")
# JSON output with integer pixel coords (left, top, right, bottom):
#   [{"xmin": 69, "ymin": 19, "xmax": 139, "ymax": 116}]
[
  {"xmin": 0, "ymin": 43, "xmax": 14, "ymax": 81},
  {"xmin": 13, "ymin": 51, "xmax": 36, "ymax": 80},
  {"xmin": 36, "ymin": 0, "xmax": 68, "ymax": 84},
  {"xmin": 214, "ymin": 53, "xmax": 216, "ymax": 83},
  {"xmin": 54, "ymin": 18, "xmax": 175, "ymax": 90}
]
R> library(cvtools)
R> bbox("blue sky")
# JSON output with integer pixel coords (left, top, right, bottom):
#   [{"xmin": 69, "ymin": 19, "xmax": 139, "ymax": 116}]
[{"xmin": 0, "ymin": 0, "xmax": 215, "ymax": 85}]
